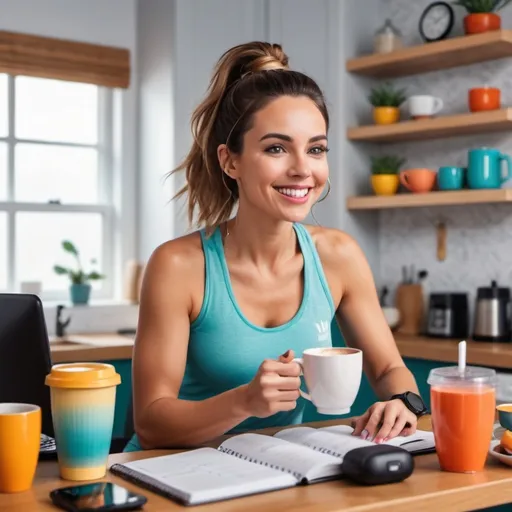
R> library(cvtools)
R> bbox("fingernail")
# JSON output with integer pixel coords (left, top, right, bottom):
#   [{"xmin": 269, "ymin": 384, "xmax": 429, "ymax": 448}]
[
  {"xmin": 384, "ymin": 437, "xmax": 389, "ymax": 442},
  {"xmin": 360, "ymin": 430, "xmax": 369, "ymax": 440},
  {"xmin": 282, "ymin": 350, "xmax": 290, "ymax": 358}
]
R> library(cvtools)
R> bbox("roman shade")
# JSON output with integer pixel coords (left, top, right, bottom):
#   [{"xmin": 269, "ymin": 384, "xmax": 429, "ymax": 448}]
[{"xmin": 0, "ymin": 30, "xmax": 130, "ymax": 88}]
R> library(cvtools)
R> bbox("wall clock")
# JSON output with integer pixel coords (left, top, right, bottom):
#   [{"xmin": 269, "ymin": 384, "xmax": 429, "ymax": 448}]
[{"xmin": 419, "ymin": 1, "xmax": 455, "ymax": 43}]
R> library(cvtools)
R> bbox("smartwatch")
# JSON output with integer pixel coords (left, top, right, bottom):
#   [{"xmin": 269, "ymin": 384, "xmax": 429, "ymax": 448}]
[{"xmin": 390, "ymin": 391, "xmax": 428, "ymax": 417}]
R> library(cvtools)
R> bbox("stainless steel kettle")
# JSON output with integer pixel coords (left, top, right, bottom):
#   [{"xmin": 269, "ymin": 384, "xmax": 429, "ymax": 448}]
[{"xmin": 473, "ymin": 280, "xmax": 511, "ymax": 342}]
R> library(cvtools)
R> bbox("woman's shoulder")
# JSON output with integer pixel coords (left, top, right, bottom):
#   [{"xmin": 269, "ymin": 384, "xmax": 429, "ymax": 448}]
[
  {"xmin": 302, "ymin": 224, "xmax": 365, "ymax": 268},
  {"xmin": 145, "ymin": 230, "xmax": 205, "ymax": 281}
]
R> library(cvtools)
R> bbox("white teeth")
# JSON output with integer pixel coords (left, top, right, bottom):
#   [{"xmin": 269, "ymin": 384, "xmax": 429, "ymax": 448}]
[{"xmin": 275, "ymin": 187, "xmax": 309, "ymax": 198}]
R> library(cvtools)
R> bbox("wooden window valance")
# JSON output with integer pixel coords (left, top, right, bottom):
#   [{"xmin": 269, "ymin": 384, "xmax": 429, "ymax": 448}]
[{"xmin": 0, "ymin": 30, "xmax": 130, "ymax": 88}]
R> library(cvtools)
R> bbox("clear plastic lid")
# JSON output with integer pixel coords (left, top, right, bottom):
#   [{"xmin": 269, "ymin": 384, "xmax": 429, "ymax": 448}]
[{"xmin": 427, "ymin": 366, "xmax": 497, "ymax": 387}]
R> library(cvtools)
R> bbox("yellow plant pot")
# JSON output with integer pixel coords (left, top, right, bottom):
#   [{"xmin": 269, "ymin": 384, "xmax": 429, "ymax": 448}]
[
  {"xmin": 371, "ymin": 174, "xmax": 399, "ymax": 196},
  {"xmin": 373, "ymin": 107, "xmax": 400, "ymax": 125}
]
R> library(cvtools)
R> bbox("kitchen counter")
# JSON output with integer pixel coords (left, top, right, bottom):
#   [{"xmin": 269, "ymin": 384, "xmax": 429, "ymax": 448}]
[
  {"xmin": 49, "ymin": 333, "xmax": 134, "ymax": 363},
  {"xmin": 395, "ymin": 333, "xmax": 512, "ymax": 370},
  {"xmin": 49, "ymin": 332, "xmax": 512, "ymax": 369}
]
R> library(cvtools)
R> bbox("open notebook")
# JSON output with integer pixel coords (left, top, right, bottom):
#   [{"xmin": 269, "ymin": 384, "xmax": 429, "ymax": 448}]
[{"xmin": 110, "ymin": 425, "xmax": 434, "ymax": 506}]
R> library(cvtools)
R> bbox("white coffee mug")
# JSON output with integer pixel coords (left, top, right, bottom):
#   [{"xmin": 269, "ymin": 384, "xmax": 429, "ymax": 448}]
[
  {"xmin": 407, "ymin": 95, "xmax": 443, "ymax": 118},
  {"xmin": 293, "ymin": 347, "xmax": 362, "ymax": 415}
]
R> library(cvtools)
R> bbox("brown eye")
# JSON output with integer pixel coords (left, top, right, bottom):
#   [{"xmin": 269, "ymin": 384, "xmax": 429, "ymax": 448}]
[
  {"xmin": 265, "ymin": 145, "xmax": 285, "ymax": 154},
  {"xmin": 309, "ymin": 146, "xmax": 329, "ymax": 155}
]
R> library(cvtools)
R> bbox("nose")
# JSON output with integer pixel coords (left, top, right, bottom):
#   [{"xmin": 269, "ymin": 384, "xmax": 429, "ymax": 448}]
[{"xmin": 286, "ymin": 153, "xmax": 311, "ymax": 179}]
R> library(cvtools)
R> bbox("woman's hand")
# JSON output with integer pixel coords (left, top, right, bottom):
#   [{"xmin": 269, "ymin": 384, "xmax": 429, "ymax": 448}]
[
  {"xmin": 351, "ymin": 399, "xmax": 417, "ymax": 443},
  {"xmin": 241, "ymin": 349, "xmax": 301, "ymax": 418}
]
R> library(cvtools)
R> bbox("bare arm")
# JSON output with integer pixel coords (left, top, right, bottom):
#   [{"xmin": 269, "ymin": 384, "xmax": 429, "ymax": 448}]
[
  {"xmin": 316, "ymin": 229, "xmax": 420, "ymax": 442},
  {"xmin": 331, "ymin": 234, "xmax": 418, "ymax": 398},
  {"xmin": 132, "ymin": 240, "xmax": 250, "ymax": 449},
  {"xmin": 133, "ymin": 238, "xmax": 301, "ymax": 449}
]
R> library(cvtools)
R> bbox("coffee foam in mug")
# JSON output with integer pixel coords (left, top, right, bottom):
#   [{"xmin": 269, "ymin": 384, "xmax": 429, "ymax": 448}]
[{"xmin": 311, "ymin": 348, "xmax": 359, "ymax": 356}]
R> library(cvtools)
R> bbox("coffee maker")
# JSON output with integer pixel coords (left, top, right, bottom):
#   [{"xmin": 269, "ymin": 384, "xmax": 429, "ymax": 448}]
[
  {"xmin": 426, "ymin": 292, "xmax": 469, "ymax": 339},
  {"xmin": 473, "ymin": 280, "xmax": 511, "ymax": 342}
]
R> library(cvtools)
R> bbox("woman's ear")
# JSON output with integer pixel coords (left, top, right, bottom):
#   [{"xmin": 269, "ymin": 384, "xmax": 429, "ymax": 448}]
[{"xmin": 217, "ymin": 144, "xmax": 237, "ymax": 179}]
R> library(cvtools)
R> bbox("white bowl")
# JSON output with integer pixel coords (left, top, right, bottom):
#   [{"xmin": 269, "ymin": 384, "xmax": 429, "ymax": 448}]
[{"xmin": 382, "ymin": 307, "xmax": 400, "ymax": 330}]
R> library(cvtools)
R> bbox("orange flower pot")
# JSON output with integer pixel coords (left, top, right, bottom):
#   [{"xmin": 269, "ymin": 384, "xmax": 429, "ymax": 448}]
[
  {"xmin": 373, "ymin": 107, "xmax": 400, "ymax": 125},
  {"xmin": 469, "ymin": 87, "xmax": 501, "ymax": 112},
  {"xmin": 464, "ymin": 13, "xmax": 501, "ymax": 35}
]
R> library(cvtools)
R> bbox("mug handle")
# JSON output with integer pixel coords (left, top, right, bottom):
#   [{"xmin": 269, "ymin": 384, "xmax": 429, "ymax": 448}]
[
  {"xmin": 499, "ymin": 154, "xmax": 512, "ymax": 182},
  {"xmin": 399, "ymin": 171, "xmax": 410, "ymax": 190},
  {"xmin": 292, "ymin": 358, "xmax": 312, "ymax": 402},
  {"xmin": 433, "ymin": 97, "xmax": 444, "ymax": 114}
]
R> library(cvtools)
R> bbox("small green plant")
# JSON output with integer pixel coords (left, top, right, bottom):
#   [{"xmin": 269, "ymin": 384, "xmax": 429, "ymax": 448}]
[
  {"xmin": 368, "ymin": 82, "xmax": 407, "ymax": 108},
  {"xmin": 453, "ymin": 0, "xmax": 512, "ymax": 12},
  {"xmin": 53, "ymin": 240, "xmax": 104, "ymax": 285},
  {"xmin": 371, "ymin": 155, "xmax": 406, "ymax": 175}
]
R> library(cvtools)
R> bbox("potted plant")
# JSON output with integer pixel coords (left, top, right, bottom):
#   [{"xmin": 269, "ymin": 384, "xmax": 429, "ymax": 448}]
[
  {"xmin": 453, "ymin": 0, "xmax": 512, "ymax": 34},
  {"xmin": 370, "ymin": 155, "xmax": 406, "ymax": 195},
  {"xmin": 368, "ymin": 82, "xmax": 406, "ymax": 125},
  {"xmin": 53, "ymin": 240, "xmax": 104, "ymax": 305}
]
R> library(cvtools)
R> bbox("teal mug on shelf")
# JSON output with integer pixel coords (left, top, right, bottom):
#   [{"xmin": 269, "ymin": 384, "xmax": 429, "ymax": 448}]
[
  {"xmin": 467, "ymin": 148, "xmax": 512, "ymax": 189},
  {"xmin": 438, "ymin": 166, "xmax": 465, "ymax": 190}
]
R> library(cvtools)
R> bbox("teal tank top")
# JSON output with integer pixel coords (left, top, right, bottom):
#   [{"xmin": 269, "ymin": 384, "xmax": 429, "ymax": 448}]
[{"xmin": 125, "ymin": 223, "xmax": 335, "ymax": 452}]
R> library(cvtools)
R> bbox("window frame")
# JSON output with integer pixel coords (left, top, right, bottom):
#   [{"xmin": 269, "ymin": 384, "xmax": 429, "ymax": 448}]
[{"xmin": 0, "ymin": 74, "xmax": 115, "ymax": 300}]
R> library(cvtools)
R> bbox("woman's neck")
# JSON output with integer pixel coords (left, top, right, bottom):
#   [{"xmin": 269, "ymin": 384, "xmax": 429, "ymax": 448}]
[{"xmin": 224, "ymin": 208, "xmax": 297, "ymax": 269}]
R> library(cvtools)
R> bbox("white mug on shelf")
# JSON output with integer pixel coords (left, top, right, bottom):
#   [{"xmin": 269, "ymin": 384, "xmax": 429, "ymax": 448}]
[{"xmin": 406, "ymin": 95, "xmax": 443, "ymax": 119}]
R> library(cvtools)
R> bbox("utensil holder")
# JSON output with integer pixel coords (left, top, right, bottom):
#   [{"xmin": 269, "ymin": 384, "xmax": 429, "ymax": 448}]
[{"xmin": 395, "ymin": 284, "xmax": 424, "ymax": 335}]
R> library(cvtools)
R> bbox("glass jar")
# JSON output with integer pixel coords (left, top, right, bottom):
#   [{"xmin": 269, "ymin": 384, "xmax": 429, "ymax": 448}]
[{"xmin": 374, "ymin": 19, "xmax": 403, "ymax": 54}]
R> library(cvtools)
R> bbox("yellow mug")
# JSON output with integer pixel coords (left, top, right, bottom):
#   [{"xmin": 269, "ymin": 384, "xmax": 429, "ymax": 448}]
[{"xmin": 0, "ymin": 403, "xmax": 41, "ymax": 493}]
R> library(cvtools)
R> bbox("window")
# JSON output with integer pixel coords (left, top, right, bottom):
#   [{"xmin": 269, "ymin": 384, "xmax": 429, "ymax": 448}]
[{"xmin": 0, "ymin": 74, "xmax": 114, "ymax": 299}]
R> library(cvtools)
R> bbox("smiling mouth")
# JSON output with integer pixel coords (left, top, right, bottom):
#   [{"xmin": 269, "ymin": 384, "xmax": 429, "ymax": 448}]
[{"xmin": 273, "ymin": 187, "xmax": 311, "ymax": 199}]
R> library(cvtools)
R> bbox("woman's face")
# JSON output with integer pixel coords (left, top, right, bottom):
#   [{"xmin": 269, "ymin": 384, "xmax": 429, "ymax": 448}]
[{"xmin": 226, "ymin": 95, "xmax": 329, "ymax": 224}]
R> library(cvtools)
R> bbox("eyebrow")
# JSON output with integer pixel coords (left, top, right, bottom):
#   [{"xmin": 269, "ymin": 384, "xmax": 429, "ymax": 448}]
[{"xmin": 259, "ymin": 133, "xmax": 327, "ymax": 143}]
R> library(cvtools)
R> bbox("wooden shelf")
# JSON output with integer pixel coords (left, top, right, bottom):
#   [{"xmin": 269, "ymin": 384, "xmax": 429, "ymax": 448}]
[
  {"xmin": 346, "ymin": 30, "xmax": 512, "ymax": 78},
  {"xmin": 347, "ymin": 108, "xmax": 512, "ymax": 143},
  {"xmin": 347, "ymin": 189, "xmax": 512, "ymax": 211}
]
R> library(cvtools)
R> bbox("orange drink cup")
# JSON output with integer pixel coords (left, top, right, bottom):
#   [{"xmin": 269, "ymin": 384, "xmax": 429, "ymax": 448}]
[{"xmin": 428, "ymin": 366, "xmax": 496, "ymax": 473}]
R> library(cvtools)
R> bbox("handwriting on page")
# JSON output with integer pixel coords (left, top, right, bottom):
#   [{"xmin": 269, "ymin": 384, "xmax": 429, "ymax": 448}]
[
  {"xmin": 220, "ymin": 433, "xmax": 340, "ymax": 480},
  {"xmin": 127, "ymin": 448, "xmax": 291, "ymax": 492}
]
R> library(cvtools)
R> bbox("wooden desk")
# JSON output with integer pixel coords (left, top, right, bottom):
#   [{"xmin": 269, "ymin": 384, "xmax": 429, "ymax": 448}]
[{"xmin": 2, "ymin": 417, "xmax": 512, "ymax": 511}]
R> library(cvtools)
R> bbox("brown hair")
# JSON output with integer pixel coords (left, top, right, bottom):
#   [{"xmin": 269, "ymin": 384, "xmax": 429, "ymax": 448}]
[{"xmin": 171, "ymin": 41, "xmax": 329, "ymax": 229}]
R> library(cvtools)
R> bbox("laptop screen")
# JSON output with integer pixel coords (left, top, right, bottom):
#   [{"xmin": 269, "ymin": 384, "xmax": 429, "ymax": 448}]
[{"xmin": 0, "ymin": 294, "xmax": 54, "ymax": 437}]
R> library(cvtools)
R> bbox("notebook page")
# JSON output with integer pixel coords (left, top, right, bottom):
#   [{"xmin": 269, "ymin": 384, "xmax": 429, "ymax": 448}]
[
  {"xmin": 219, "ymin": 433, "xmax": 341, "ymax": 482},
  {"xmin": 321, "ymin": 425, "xmax": 435, "ymax": 453},
  {"xmin": 275, "ymin": 426, "xmax": 375, "ymax": 461},
  {"xmin": 116, "ymin": 447, "xmax": 296, "ymax": 505}
]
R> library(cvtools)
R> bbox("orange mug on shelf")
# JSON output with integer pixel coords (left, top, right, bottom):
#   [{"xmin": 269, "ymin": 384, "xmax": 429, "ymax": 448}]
[
  {"xmin": 469, "ymin": 87, "xmax": 501, "ymax": 112},
  {"xmin": 399, "ymin": 168, "xmax": 437, "ymax": 193}
]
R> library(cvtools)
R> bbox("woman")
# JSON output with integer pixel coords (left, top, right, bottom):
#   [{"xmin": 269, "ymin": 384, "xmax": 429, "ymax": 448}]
[{"xmin": 126, "ymin": 41, "xmax": 424, "ymax": 452}]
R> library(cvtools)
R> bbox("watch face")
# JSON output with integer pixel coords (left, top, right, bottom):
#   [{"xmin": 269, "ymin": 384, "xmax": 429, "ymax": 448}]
[
  {"xmin": 407, "ymin": 392, "xmax": 425, "ymax": 413},
  {"xmin": 420, "ymin": 2, "xmax": 454, "ymax": 42}
]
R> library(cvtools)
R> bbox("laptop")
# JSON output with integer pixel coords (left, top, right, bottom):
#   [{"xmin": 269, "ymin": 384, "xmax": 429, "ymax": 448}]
[{"xmin": 0, "ymin": 293, "xmax": 57, "ymax": 459}]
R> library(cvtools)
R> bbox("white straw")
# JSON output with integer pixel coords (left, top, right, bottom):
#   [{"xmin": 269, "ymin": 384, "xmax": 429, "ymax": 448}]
[{"xmin": 458, "ymin": 340, "xmax": 467, "ymax": 374}]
